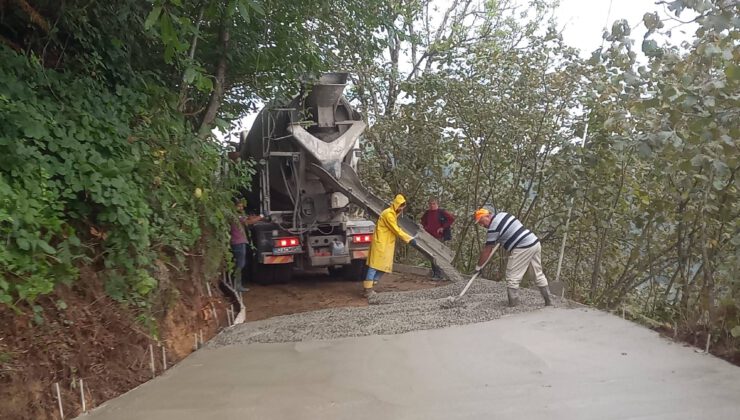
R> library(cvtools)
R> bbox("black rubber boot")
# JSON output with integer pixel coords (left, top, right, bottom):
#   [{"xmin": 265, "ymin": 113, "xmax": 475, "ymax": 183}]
[
  {"xmin": 539, "ymin": 286, "xmax": 552, "ymax": 306},
  {"xmin": 506, "ymin": 288, "xmax": 519, "ymax": 307}
]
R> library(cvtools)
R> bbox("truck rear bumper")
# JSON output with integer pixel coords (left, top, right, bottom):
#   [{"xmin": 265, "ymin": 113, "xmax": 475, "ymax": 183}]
[
  {"xmin": 309, "ymin": 255, "xmax": 352, "ymax": 267},
  {"xmin": 260, "ymin": 255, "xmax": 295, "ymax": 265},
  {"xmin": 350, "ymin": 250, "xmax": 369, "ymax": 259}
]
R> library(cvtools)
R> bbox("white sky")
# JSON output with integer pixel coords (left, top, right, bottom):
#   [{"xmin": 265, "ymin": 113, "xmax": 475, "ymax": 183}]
[
  {"xmin": 555, "ymin": 0, "xmax": 696, "ymax": 56},
  {"xmin": 216, "ymin": 0, "xmax": 697, "ymax": 142}
]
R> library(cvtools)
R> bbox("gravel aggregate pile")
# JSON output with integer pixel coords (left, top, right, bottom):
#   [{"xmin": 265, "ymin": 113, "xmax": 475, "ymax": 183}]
[
  {"xmin": 209, "ymin": 279, "xmax": 562, "ymax": 348},
  {"xmin": 367, "ymin": 278, "xmax": 507, "ymax": 305}
]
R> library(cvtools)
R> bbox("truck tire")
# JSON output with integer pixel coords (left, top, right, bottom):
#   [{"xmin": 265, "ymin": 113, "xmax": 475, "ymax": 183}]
[
  {"xmin": 328, "ymin": 260, "xmax": 366, "ymax": 281},
  {"xmin": 271, "ymin": 263, "xmax": 293, "ymax": 284},
  {"xmin": 346, "ymin": 259, "xmax": 367, "ymax": 281},
  {"xmin": 250, "ymin": 261, "xmax": 293, "ymax": 285},
  {"xmin": 327, "ymin": 265, "xmax": 344, "ymax": 279}
]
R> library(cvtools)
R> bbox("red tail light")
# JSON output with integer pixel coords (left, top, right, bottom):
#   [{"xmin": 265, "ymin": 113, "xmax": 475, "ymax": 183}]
[
  {"xmin": 352, "ymin": 234, "xmax": 372, "ymax": 244},
  {"xmin": 274, "ymin": 237, "xmax": 300, "ymax": 247}
]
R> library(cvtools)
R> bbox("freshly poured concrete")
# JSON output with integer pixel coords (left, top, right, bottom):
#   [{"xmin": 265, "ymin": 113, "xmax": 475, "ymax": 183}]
[{"xmin": 82, "ymin": 308, "xmax": 740, "ymax": 420}]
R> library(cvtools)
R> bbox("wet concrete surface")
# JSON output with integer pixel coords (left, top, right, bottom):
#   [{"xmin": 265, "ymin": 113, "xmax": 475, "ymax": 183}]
[{"xmin": 82, "ymin": 307, "xmax": 740, "ymax": 420}]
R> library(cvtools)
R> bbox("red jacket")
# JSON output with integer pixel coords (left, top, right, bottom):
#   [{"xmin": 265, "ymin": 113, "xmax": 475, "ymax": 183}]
[{"xmin": 421, "ymin": 209, "xmax": 455, "ymax": 240}]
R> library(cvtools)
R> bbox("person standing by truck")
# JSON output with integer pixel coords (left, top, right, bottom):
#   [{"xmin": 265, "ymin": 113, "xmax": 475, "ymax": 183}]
[
  {"xmin": 230, "ymin": 199, "xmax": 262, "ymax": 293},
  {"xmin": 421, "ymin": 198, "xmax": 455, "ymax": 279},
  {"xmin": 364, "ymin": 194, "xmax": 417, "ymax": 297}
]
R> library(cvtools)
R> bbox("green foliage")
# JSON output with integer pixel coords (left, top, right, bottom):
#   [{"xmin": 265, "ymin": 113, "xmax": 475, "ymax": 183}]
[
  {"xmin": 0, "ymin": 0, "xmax": 384, "ymax": 321},
  {"xmin": 356, "ymin": 0, "xmax": 739, "ymax": 354},
  {"xmin": 139, "ymin": 0, "xmax": 397, "ymax": 126},
  {"xmin": 0, "ymin": 46, "xmax": 251, "ymax": 308}
]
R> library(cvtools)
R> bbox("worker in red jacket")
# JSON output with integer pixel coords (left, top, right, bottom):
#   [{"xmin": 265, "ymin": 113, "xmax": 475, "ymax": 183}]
[{"xmin": 420, "ymin": 198, "xmax": 455, "ymax": 280}]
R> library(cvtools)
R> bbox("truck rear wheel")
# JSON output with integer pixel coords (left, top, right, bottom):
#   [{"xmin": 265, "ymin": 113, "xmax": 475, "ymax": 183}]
[
  {"xmin": 327, "ymin": 265, "xmax": 343, "ymax": 278},
  {"xmin": 250, "ymin": 262, "xmax": 293, "ymax": 285},
  {"xmin": 328, "ymin": 260, "xmax": 366, "ymax": 281}
]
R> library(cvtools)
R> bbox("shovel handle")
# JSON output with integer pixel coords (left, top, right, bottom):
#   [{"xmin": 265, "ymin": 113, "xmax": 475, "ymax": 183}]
[{"xmin": 456, "ymin": 243, "xmax": 500, "ymax": 299}]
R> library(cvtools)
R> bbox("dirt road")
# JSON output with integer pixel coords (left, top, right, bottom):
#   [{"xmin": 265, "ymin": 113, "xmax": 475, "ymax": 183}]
[{"xmin": 241, "ymin": 270, "xmax": 442, "ymax": 321}]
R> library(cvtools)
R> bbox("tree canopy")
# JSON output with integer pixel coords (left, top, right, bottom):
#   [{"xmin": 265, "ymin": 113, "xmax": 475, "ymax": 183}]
[
  {"xmin": 1, "ymin": 0, "xmax": 738, "ymax": 358},
  {"xmin": 351, "ymin": 0, "xmax": 739, "ymax": 355}
]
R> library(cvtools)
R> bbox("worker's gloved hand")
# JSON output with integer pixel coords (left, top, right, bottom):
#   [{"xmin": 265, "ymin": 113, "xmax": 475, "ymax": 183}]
[
  {"xmin": 409, "ymin": 238, "xmax": 417, "ymax": 246},
  {"xmin": 474, "ymin": 265, "xmax": 483, "ymax": 273}
]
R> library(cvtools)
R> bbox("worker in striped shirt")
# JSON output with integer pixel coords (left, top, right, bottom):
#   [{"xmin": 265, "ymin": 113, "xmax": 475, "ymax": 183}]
[{"xmin": 473, "ymin": 207, "xmax": 552, "ymax": 307}]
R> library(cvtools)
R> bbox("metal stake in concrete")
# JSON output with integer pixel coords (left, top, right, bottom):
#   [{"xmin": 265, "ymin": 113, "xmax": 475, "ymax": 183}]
[
  {"xmin": 705, "ymin": 333, "xmax": 711, "ymax": 353},
  {"xmin": 211, "ymin": 304, "xmax": 219, "ymax": 325},
  {"xmin": 194, "ymin": 333, "xmax": 198, "ymax": 351},
  {"xmin": 199, "ymin": 330, "xmax": 204, "ymax": 347},
  {"xmin": 79, "ymin": 379, "xmax": 86, "ymax": 413},
  {"xmin": 622, "ymin": 307, "xmax": 625, "ymax": 319},
  {"xmin": 161, "ymin": 345, "xmax": 167, "ymax": 370},
  {"xmin": 555, "ymin": 121, "xmax": 589, "ymax": 285},
  {"xmin": 149, "ymin": 344, "xmax": 156, "ymax": 378},
  {"xmin": 54, "ymin": 382, "xmax": 64, "ymax": 419}
]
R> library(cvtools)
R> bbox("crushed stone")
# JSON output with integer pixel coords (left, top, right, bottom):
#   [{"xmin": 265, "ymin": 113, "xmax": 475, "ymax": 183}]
[{"xmin": 208, "ymin": 279, "xmax": 565, "ymax": 348}]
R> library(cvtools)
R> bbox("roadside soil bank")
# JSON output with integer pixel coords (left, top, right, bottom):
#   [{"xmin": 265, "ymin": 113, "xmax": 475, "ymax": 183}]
[
  {"xmin": 0, "ymin": 267, "xmax": 441, "ymax": 419},
  {"xmin": 0, "ymin": 261, "xmax": 229, "ymax": 420}
]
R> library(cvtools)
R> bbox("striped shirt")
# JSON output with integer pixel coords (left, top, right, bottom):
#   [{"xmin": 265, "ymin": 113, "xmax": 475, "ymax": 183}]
[{"xmin": 486, "ymin": 212, "xmax": 538, "ymax": 251}]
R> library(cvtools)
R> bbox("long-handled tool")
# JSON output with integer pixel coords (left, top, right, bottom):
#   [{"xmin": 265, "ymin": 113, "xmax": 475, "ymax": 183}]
[{"xmin": 441, "ymin": 243, "xmax": 500, "ymax": 309}]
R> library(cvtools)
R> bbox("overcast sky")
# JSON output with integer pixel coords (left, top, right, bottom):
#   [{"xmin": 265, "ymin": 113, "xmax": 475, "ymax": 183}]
[
  {"xmin": 218, "ymin": 0, "xmax": 696, "ymax": 141},
  {"xmin": 555, "ymin": 0, "xmax": 696, "ymax": 56}
]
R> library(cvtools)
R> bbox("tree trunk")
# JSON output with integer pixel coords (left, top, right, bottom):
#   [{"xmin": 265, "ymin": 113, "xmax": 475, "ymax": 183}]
[
  {"xmin": 178, "ymin": 5, "xmax": 205, "ymax": 112},
  {"xmin": 699, "ymin": 174, "xmax": 716, "ymax": 326},
  {"xmin": 590, "ymin": 231, "xmax": 606, "ymax": 302},
  {"xmin": 385, "ymin": 28, "xmax": 400, "ymax": 116},
  {"xmin": 198, "ymin": 20, "xmax": 230, "ymax": 135}
]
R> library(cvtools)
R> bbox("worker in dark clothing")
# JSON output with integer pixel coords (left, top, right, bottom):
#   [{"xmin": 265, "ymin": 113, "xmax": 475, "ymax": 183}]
[
  {"xmin": 421, "ymin": 198, "xmax": 455, "ymax": 280},
  {"xmin": 230, "ymin": 199, "xmax": 262, "ymax": 293}
]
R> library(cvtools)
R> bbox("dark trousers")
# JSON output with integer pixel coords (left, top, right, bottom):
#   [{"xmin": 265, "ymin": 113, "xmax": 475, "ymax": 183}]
[
  {"xmin": 231, "ymin": 243, "xmax": 247, "ymax": 287},
  {"xmin": 431, "ymin": 239, "xmax": 448, "ymax": 278}
]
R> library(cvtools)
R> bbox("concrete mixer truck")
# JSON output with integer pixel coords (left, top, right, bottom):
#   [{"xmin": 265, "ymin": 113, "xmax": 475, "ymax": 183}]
[{"xmin": 238, "ymin": 73, "xmax": 374, "ymax": 284}]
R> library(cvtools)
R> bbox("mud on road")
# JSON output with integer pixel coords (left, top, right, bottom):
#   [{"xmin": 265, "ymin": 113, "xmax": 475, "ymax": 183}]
[{"xmin": 240, "ymin": 270, "xmax": 443, "ymax": 322}]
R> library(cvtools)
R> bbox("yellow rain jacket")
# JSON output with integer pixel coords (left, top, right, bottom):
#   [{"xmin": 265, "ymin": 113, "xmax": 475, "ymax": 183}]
[{"xmin": 367, "ymin": 194, "xmax": 413, "ymax": 273}]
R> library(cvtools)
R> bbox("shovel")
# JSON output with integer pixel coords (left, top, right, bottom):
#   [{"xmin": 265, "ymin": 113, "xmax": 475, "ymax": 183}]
[{"xmin": 441, "ymin": 243, "xmax": 500, "ymax": 309}]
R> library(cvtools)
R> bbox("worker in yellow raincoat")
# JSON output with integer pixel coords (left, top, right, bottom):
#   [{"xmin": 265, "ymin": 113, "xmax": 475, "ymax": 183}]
[{"xmin": 364, "ymin": 194, "xmax": 417, "ymax": 297}]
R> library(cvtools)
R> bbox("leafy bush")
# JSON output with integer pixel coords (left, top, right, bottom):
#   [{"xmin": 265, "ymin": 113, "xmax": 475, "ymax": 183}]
[{"xmin": 0, "ymin": 47, "xmax": 252, "ymax": 309}]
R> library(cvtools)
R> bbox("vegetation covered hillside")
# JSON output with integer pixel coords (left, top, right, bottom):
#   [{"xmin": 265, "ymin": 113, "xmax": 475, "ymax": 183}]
[{"xmin": 0, "ymin": 1, "xmax": 392, "ymax": 417}]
